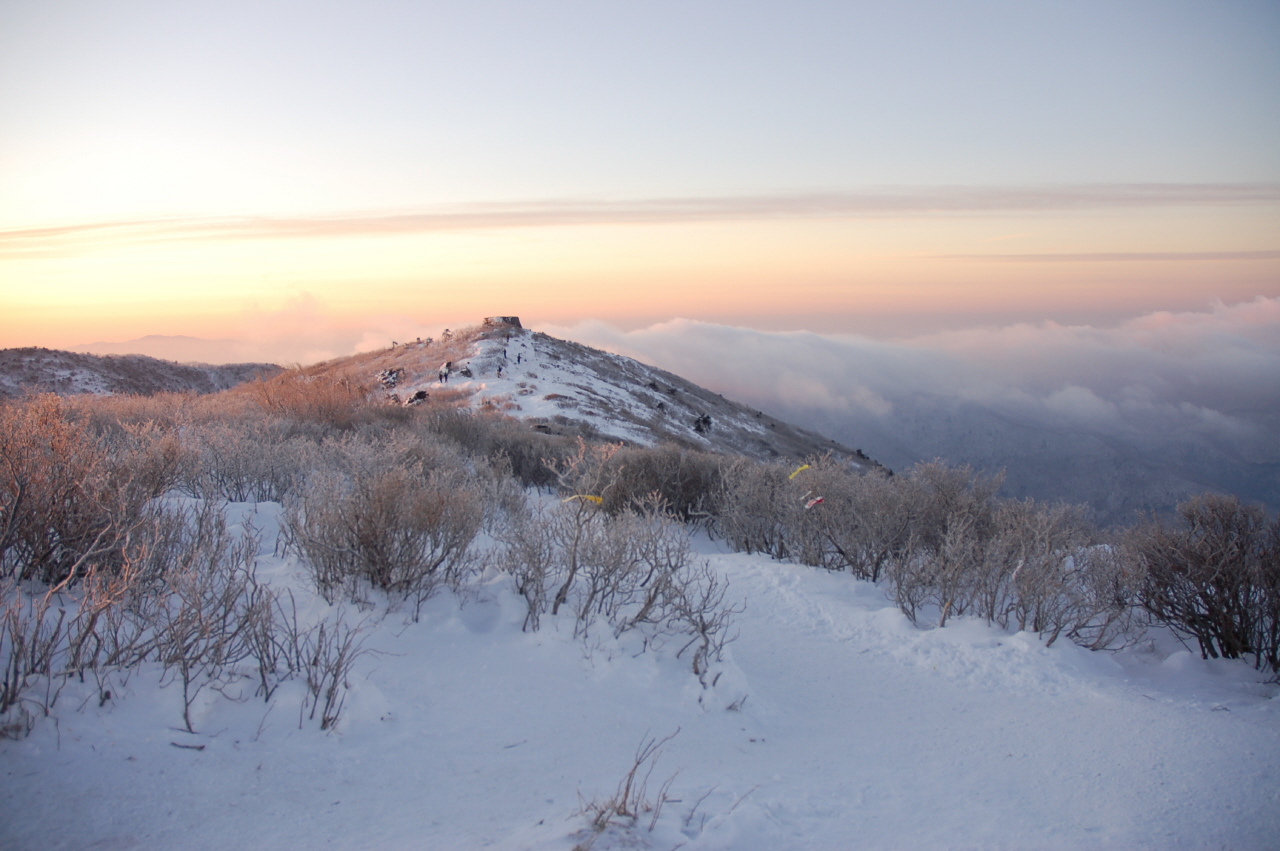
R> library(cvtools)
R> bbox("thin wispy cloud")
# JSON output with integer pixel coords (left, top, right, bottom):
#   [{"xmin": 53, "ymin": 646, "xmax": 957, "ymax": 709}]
[
  {"xmin": 3, "ymin": 183, "xmax": 1279, "ymax": 255},
  {"xmin": 940, "ymin": 250, "xmax": 1280, "ymax": 263}
]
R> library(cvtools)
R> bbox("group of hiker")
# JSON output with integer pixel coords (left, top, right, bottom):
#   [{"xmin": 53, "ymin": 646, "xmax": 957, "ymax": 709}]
[{"xmin": 434, "ymin": 335, "xmax": 527, "ymax": 385}]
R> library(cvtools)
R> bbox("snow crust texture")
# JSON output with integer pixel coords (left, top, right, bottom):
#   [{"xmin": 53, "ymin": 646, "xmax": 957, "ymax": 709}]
[{"xmin": 2, "ymin": 501, "xmax": 1276, "ymax": 851}]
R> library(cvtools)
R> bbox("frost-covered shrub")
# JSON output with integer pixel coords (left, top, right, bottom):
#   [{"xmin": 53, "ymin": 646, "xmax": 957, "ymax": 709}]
[
  {"xmin": 106, "ymin": 420, "xmax": 190, "ymax": 500},
  {"xmin": 597, "ymin": 444, "xmax": 723, "ymax": 523},
  {"xmin": 146, "ymin": 506, "xmax": 264, "ymax": 732},
  {"xmin": 0, "ymin": 580, "xmax": 66, "ymax": 724},
  {"xmin": 714, "ymin": 458, "xmax": 795, "ymax": 559},
  {"xmin": 497, "ymin": 496, "xmax": 737, "ymax": 679},
  {"xmin": 501, "ymin": 440, "xmax": 630, "ymax": 624},
  {"xmin": 3, "ymin": 497, "xmax": 370, "ymax": 735},
  {"xmin": 449, "ymin": 412, "xmax": 575, "ymax": 490},
  {"xmin": 495, "ymin": 498, "xmax": 558, "ymax": 632},
  {"xmin": 497, "ymin": 443, "xmax": 738, "ymax": 678},
  {"xmin": 120, "ymin": 501, "xmax": 367, "ymax": 731},
  {"xmin": 284, "ymin": 435, "xmax": 484, "ymax": 612},
  {"xmin": 1060, "ymin": 543, "xmax": 1146, "ymax": 650},
  {"xmin": 0, "ymin": 395, "xmax": 161, "ymax": 585},
  {"xmin": 713, "ymin": 454, "xmax": 1139, "ymax": 649},
  {"xmin": 489, "ymin": 422, "xmax": 574, "ymax": 489},
  {"xmin": 781, "ymin": 458, "xmax": 914, "ymax": 582},
  {"xmin": 180, "ymin": 419, "xmax": 315, "ymax": 503},
  {"xmin": 880, "ymin": 462, "xmax": 1002, "ymax": 626},
  {"xmin": 66, "ymin": 391, "xmax": 193, "ymax": 431},
  {"xmin": 243, "ymin": 368, "xmax": 375, "ymax": 431},
  {"xmin": 70, "ymin": 396, "xmax": 192, "ymax": 501},
  {"xmin": 398, "ymin": 404, "xmax": 577, "ymax": 490},
  {"xmin": 970, "ymin": 500, "xmax": 1135, "ymax": 647},
  {"xmin": 881, "ymin": 467, "xmax": 1134, "ymax": 645},
  {"xmin": 1129, "ymin": 493, "xmax": 1280, "ymax": 673}
]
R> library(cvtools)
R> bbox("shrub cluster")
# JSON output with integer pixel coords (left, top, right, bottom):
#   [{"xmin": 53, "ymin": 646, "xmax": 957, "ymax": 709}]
[
  {"xmin": 496, "ymin": 442, "xmax": 737, "ymax": 682},
  {"xmin": 593, "ymin": 444, "xmax": 724, "ymax": 523},
  {"xmin": 241, "ymin": 368, "xmax": 377, "ymax": 431},
  {"xmin": 2, "ymin": 499, "xmax": 365, "ymax": 734},
  {"xmin": 0, "ymin": 395, "xmax": 171, "ymax": 586},
  {"xmin": 283, "ymin": 435, "xmax": 488, "ymax": 614},
  {"xmin": 713, "ymin": 456, "xmax": 1142, "ymax": 649},
  {"xmin": 1126, "ymin": 493, "xmax": 1280, "ymax": 673},
  {"xmin": 0, "ymin": 379, "xmax": 740, "ymax": 735},
  {"xmin": 4, "ymin": 364, "xmax": 1277, "ymax": 744}
]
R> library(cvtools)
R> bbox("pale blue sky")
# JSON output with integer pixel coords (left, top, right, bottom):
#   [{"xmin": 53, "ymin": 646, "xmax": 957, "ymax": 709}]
[
  {"xmin": 2, "ymin": 0, "xmax": 1277, "ymax": 223},
  {"xmin": 1, "ymin": 0, "xmax": 1277, "ymax": 351}
]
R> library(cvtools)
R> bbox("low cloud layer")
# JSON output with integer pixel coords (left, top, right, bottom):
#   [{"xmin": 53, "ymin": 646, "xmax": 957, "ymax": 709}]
[{"xmin": 552, "ymin": 297, "xmax": 1280, "ymax": 522}]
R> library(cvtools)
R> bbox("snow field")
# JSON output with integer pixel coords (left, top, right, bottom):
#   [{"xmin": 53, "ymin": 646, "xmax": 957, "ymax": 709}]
[{"xmin": 2, "ymin": 500, "xmax": 1277, "ymax": 851}]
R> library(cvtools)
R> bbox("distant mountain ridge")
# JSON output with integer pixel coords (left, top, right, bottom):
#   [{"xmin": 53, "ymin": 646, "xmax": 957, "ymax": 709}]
[
  {"xmin": 70, "ymin": 334, "xmax": 258, "ymax": 365},
  {"xmin": 309, "ymin": 317, "xmax": 882, "ymax": 468},
  {"xmin": 0, "ymin": 347, "xmax": 282, "ymax": 399}
]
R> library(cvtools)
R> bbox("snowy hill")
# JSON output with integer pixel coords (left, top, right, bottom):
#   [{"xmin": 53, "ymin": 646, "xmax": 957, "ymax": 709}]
[
  {"xmin": 0, "ymin": 347, "xmax": 282, "ymax": 399},
  {"xmin": 316, "ymin": 318, "xmax": 881, "ymax": 467}
]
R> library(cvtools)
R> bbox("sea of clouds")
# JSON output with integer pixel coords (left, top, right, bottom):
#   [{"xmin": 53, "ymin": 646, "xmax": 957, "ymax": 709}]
[{"xmin": 552, "ymin": 297, "xmax": 1280, "ymax": 524}]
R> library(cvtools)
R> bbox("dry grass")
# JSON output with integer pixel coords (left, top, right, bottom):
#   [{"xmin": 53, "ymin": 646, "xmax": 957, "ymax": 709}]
[{"xmin": 573, "ymin": 729, "xmax": 681, "ymax": 850}]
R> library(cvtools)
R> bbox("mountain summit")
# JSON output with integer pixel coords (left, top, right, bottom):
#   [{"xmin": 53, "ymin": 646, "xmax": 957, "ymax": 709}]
[{"xmin": 317, "ymin": 317, "xmax": 881, "ymax": 468}]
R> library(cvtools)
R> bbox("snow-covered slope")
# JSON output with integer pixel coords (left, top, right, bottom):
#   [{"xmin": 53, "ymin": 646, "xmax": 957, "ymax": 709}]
[
  {"xmin": 0, "ymin": 347, "xmax": 282, "ymax": 399},
  {"xmin": 322, "ymin": 319, "xmax": 880, "ymax": 466},
  {"xmin": 1, "ymin": 499, "xmax": 1275, "ymax": 851}
]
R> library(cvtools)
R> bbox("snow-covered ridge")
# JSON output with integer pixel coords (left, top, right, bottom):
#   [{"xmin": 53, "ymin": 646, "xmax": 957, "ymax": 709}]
[
  {"xmin": 319, "ymin": 319, "xmax": 882, "ymax": 467},
  {"xmin": 0, "ymin": 347, "xmax": 282, "ymax": 399}
]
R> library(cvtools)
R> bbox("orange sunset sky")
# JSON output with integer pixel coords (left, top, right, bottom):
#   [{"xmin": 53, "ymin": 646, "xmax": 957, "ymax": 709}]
[{"xmin": 2, "ymin": 1, "xmax": 1277, "ymax": 363}]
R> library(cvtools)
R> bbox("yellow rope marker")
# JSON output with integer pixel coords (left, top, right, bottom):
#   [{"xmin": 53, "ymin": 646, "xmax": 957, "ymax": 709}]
[
  {"xmin": 563, "ymin": 494, "xmax": 603, "ymax": 504},
  {"xmin": 788, "ymin": 464, "xmax": 811, "ymax": 480}
]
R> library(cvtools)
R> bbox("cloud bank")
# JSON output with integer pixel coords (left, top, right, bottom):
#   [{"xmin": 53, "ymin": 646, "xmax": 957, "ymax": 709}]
[{"xmin": 551, "ymin": 297, "xmax": 1280, "ymax": 522}]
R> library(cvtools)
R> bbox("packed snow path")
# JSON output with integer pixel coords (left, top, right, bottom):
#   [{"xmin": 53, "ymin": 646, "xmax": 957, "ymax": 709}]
[
  {"xmin": 2, "ymin": 516, "xmax": 1276, "ymax": 850},
  {"xmin": 700, "ymin": 553, "xmax": 1277, "ymax": 849}
]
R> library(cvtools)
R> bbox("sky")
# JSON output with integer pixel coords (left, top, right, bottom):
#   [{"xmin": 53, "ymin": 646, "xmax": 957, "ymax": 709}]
[{"xmin": 1, "ymin": 0, "xmax": 1278, "ymax": 357}]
